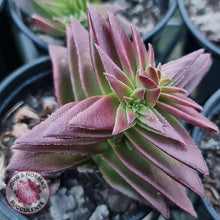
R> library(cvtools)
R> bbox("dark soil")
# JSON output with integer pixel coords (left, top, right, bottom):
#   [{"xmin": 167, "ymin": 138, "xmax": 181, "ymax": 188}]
[
  {"xmin": 185, "ymin": 0, "xmax": 220, "ymax": 47},
  {"xmin": 199, "ymin": 113, "xmax": 220, "ymax": 216},
  {"xmin": 18, "ymin": 0, "xmax": 171, "ymax": 46},
  {"xmin": 0, "ymin": 89, "xmax": 144, "ymax": 220}
]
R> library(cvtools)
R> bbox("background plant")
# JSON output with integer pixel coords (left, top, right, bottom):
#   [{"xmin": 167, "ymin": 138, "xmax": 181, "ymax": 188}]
[{"xmin": 7, "ymin": 5, "xmax": 219, "ymax": 218}]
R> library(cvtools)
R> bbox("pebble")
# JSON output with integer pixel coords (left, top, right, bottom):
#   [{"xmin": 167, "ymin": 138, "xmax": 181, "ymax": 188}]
[{"xmin": 89, "ymin": 204, "xmax": 110, "ymax": 220}]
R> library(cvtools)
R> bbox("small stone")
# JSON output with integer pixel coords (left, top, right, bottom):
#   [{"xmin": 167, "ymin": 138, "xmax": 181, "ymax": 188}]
[
  {"xmin": 42, "ymin": 97, "xmax": 58, "ymax": 115},
  {"xmin": 15, "ymin": 106, "xmax": 40, "ymax": 127},
  {"xmin": 50, "ymin": 187, "xmax": 77, "ymax": 220},
  {"xmin": 89, "ymin": 205, "xmax": 110, "ymax": 220},
  {"xmin": 69, "ymin": 185, "xmax": 85, "ymax": 207},
  {"xmin": 12, "ymin": 123, "xmax": 30, "ymax": 138}
]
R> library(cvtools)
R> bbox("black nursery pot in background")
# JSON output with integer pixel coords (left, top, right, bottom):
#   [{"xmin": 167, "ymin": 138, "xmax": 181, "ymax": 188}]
[
  {"xmin": 192, "ymin": 89, "xmax": 220, "ymax": 220},
  {"xmin": 0, "ymin": 57, "xmax": 51, "ymax": 220},
  {"xmin": 7, "ymin": 0, "xmax": 177, "ymax": 57},
  {"xmin": 178, "ymin": 0, "xmax": 220, "ymax": 105},
  {"xmin": 0, "ymin": 0, "xmax": 23, "ymax": 81}
]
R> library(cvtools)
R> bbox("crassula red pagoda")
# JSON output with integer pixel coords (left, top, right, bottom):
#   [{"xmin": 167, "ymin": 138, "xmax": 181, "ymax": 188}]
[{"xmin": 7, "ymin": 5, "xmax": 219, "ymax": 218}]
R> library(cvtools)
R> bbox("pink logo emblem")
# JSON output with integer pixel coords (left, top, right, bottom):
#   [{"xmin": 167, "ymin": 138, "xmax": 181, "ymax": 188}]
[{"xmin": 6, "ymin": 171, "xmax": 50, "ymax": 215}]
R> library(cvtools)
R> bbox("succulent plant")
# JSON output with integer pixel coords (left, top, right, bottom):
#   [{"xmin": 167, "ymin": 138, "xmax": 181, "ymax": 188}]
[
  {"xmin": 7, "ymin": 5, "xmax": 219, "ymax": 218},
  {"xmin": 32, "ymin": 0, "xmax": 120, "ymax": 36}
]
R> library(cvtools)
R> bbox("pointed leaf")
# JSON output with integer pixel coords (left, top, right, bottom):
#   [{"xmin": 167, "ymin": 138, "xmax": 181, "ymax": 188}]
[
  {"xmin": 146, "ymin": 65, "xmax": 159, "ymax": 85},
  {"xmin": 94, "ymin": 155, "xmax": 144, "ymax": 202},
  {"xmin": 145, "ymin": 87, "xmax": 160, "ymax": 107},
  {"xmin": 136, "ymin": 70, "xmax": 157, "ymax": 89},
  {"xmin": 101, "ymin": 146, "xmax": 169, "ymax": 218},
  {"xmin": 146, "ymin": 44, "xmax": 155, "ymax": 67},
  {"xmin": 161, "ymin": 50, "xmax": 212, "ymax": 94},
  {"xmin": 135, "ymin": 114, "xmax": 209, "ymax": 174},
  {"xmin": 95, "ymin": 44, "xmax": 133, "ymax": 87},
  {"xmin": 125, "ymin": 129, "xmax": 205, "ymax": 197},
  {"xmin": 156, "ymin": 101, "xmax": 218, "ymax": 132},
  {"xmin": 67, "ymin": 26, "xmax": 86, "ymax": 101},
  {"xmin": 7, "ymin": 151, "xmax": 87, "ymax": 173},
  {"xmin": 70, "ymin": 95, "xmax": 117, "ymax": 131},
  {"xmin": 49, "ymin": 45, "xmax": 74, "ymax": 105},
  {"xmin": 131, "ymin": 25, "xmax": 147, "ymax": 70},
  {"xmin": 70, "ymin": 16, "xmax": 101, "ymax": 97},
  {"xmin": 108, "ymin": 12, "xmax": 135, "ymax": 78},
  {"xmin": 113, "ymin": 105, "xmax": 135, "ymax": 135},
  {"xmin": 160, "ymin": 86, "xmax": 187, "ymax": 94},
  {"xmin": 113, "ymin": 139, "xmax": 197, "ymax": 217},
  {"xmin": 104, "ymin": 73, "xmax": 133, "ymax": 102},
  {"xmin": 130, "ymin": 88, "xmax": 145, "ymax": 102},
  {"xmin": 160, "ymin": 93, "xmax": 202, "ymax": 111},
  {"xmin": 33, "ymin": 15, "xmax": 65, "ymax": 37}
]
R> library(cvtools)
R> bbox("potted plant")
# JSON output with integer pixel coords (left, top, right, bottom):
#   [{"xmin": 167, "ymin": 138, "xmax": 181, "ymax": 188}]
[
  {"xmin": 7, "ymin": 0, "xmax": 177, "ymax": 54},
  {"xmin": 192, "ymin": 89, "xmax": 220, "ymax": 220},
  {"xmin": 3, "ymin": 5, "xmax": 219, "ymax": 219},
  {"xmin": 178, "ymin": 0, "xmax": 220, "ymax": 105}
]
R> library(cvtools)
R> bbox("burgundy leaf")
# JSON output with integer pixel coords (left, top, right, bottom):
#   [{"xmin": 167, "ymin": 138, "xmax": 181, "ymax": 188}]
[
  {"xmin": 101, "ymin": 146, "xmax": 169, "ymax": 218},
  {"xmin": 108, "ymin": 12, "xmax": 135, "ymax": 78},
  {"xmin": 49, "ymin": 45, "xmax": 74, "ymax": 105},
  {"xmin": 69, "ymin": 95, "xmax": 117, "ymax": 131},
  {"xmin": 156, "ymin": 101, "xmax": 218, "ymax": 132},
  {"xmin": 7, "ymin": 151, "xmax": 88, "ymax": 173},
  {"xmin": 125, "ymin": 128, "xmax": 205, "ymax": 197},
  {"xmin": 136, "ymin": 70, "xmax": 157, "ymax": 89},
  {"xmin": 70, "ymin": 16, "xmax": 101, "ymax": 97},
  {"xmin": 113, "ymin": 139, "xmax": 197, "ymax": 217},
  {"xmin": 131, "ymin": 25, "xmax": 147, "ymax": 70}
]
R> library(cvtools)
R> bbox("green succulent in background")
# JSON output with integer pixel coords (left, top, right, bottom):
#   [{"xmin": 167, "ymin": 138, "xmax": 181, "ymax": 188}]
[{"xmin": 32, "ymin": 0, "xmax": 120, "ymax": 36}]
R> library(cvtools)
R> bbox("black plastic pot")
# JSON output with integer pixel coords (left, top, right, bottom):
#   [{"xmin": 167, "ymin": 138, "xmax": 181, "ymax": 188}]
[
  {"xmin": 0, "ymin": 0, "xmax": 23, "ymax": 80},
  {"xmin": 192, "ymin": 89, "xmax": 220, "ymax": 220},
  {"xmin": 7, "ymin": 0, "xmax": 177, "ymax": 55},
  {"xmin": 0, "ymin": 56, "xmax": 52, "ymax": 120},
  {"xmin": 178, "ymin": 0, "xmax": 220, "ymax": 105},
  {"xmin": 0, "ymin": 57, "xmax": 52, "ymax": 220}
]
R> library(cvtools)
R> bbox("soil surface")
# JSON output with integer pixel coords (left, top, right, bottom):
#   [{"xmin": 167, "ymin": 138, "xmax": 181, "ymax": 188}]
[
  {"xmin": 199, "ymin": 112, "xmax": 220, "ymax": 216},
  {"xmin": 0, "ymin": 89, "xmax": 144, "ymax": 220},
  {"xmin": 18, "ymin": 0, "xmax": 170, "ymax": 46},
  {"xmin": 185, "ymin": 0, "xmax": 220, "ymax": 47}
]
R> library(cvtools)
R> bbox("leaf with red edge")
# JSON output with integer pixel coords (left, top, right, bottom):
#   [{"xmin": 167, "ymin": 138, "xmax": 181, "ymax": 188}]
[
  {"xmin": 156, "ymin": 101, "xmax": 218, "ymax": 132},
  {"xmin": 145, "ymin": 87, "xmax": 160, "ymax": 107},
  {"xmin": 69, "ymin": 95, "xmax": 118, "ymax": 131},
  {"xmin": 7, "ymin": 151, "xmax": 88, "ymax": 173},
  {"xmin": 113, "ymin": 105, "xmax": 135, "ymax": 135},
  {"xmin": 108, "ymin": 12, "xmax": 135, "ymax": 78},
  {"xmin": 94, "ymin": 155, "xmax": 144, "ymax": 203},
  {"xmin": 104, "ymin": 73, "xmax": 133, "ymax": 102},
  {"xmin": 161, "ymin": 49, "xmax": 212, "ymax": 94},
  {"xmin": 160, "ymin": 93, "xmax": 202, "ymax": 111},
  {"xmin": 135, "ymin": 115, "xmax": 209, "ymax": 174},
  {"xmin": 95, "ymin": 44, "xmax": 133, "ymax": 87},
  {"xmin": 33, "ymin": 15, "xmax": 65, "ymax": 37},
  {"xmin": 49, "ymin": 45, "xmax": 74, "ymax": 105},
  {"xmin": 146, "ymin": 44, "xmax": 155, "ymax": 67},
  {"xmin": 101, "ymin": 146, "xmax": 169, "ymax": 218},
  {"xmin": 70, "ymin": 16, "xmax": 101, "ymax": 97},
  {"xmin": 112, "ymin": 139, "xmax": 197, "ymax": 218},
  {"xmin": 136, "ymin": 70, "xmax": 157, "ymax": 89},
  {"xmin": 131, "ymin": 25, "xmax": 147, "ymax": 70},
  {"xmin": 125, "ymin": 128, "xmax": 205, "ymax": 197},
  {"xmin": 13, "ymin": 142, "xmax": 107, "ymax": 156},
  {"xmin": 66, "ymin": 26, "xmax": 86, "ymax": 101}
]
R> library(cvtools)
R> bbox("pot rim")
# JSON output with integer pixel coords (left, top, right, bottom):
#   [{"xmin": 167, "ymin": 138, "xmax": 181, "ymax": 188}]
[
  {"xmin": 192, "ymin": 88, "xmax": 220, "ymax": 220},
  {"xmin": 0, "ymin": 56, "xmax": 51, "ymax": 119},
  {"xmin": 178, "ymin": 0, "xmax": 220, "ymax": 57}
]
